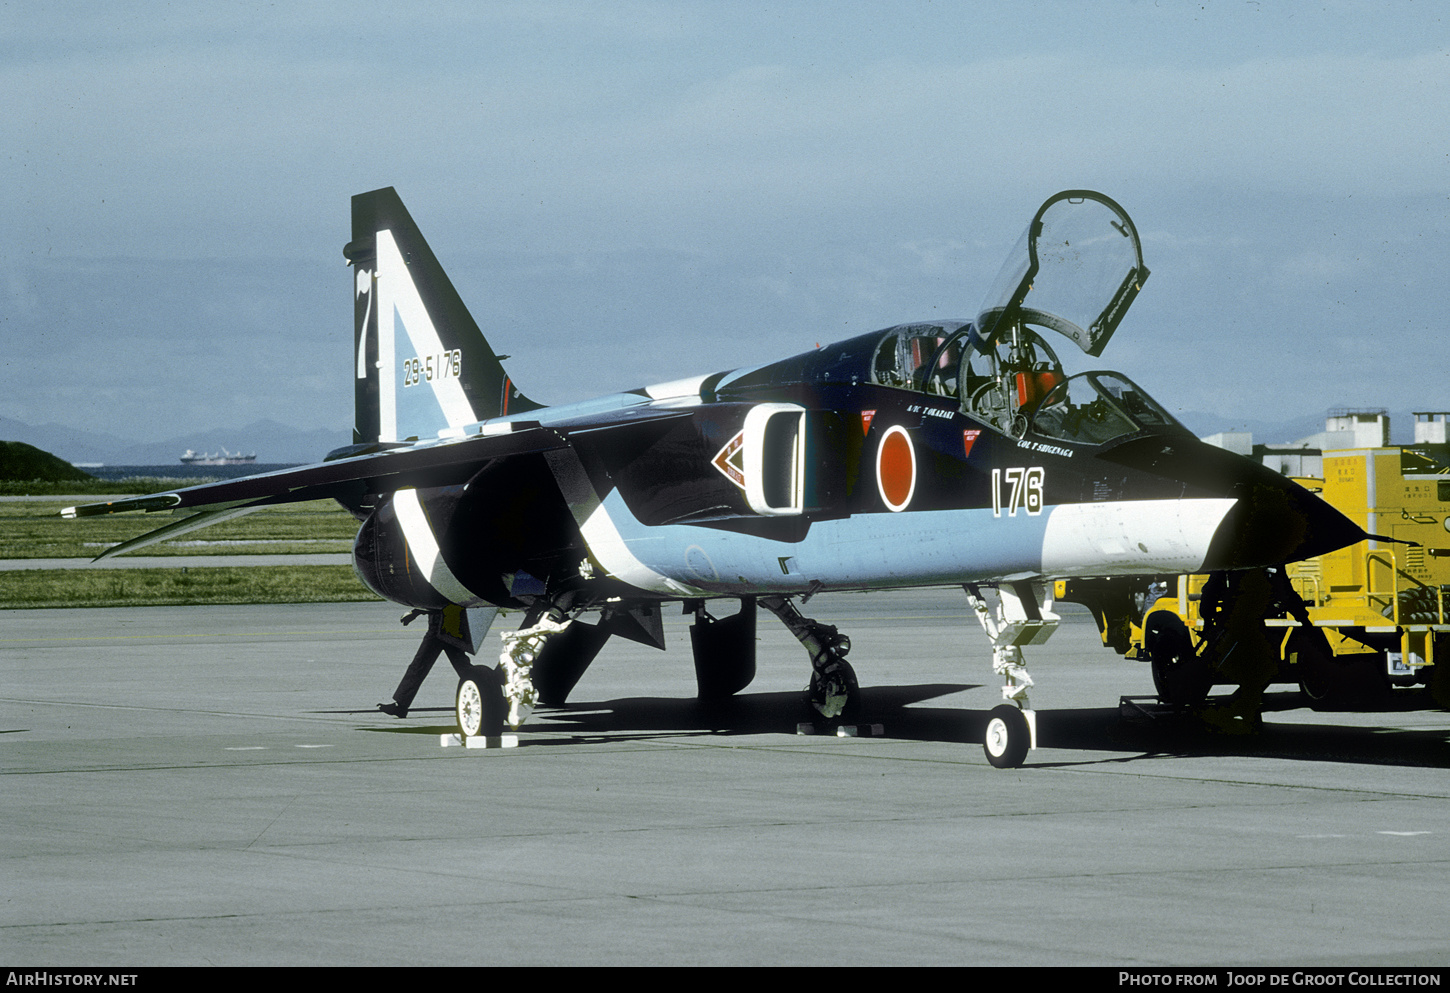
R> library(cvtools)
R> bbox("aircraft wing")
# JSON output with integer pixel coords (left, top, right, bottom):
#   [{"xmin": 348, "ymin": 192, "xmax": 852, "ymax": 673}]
[{"xmin": 63, "ymin": 407, "xmax": 695, "ymax": 560}]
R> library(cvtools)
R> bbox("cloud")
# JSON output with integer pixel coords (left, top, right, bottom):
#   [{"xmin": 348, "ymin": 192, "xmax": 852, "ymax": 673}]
[
  {"xmin": 8, "ymin": 23, "xmax": 1446, "ymax": 259},
  {"xmin": 4, "ymin": 4, "xmax": 1448, "ymax": 434}
]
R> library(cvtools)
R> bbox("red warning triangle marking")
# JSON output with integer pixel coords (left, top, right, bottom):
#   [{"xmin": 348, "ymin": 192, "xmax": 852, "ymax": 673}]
[
  {"xmin": 963, "ymin": 429, "xmax": 982, "ymax": 458},
  {"xmin": 861, "ymin": 410, "xmax": 876, "ymax": 435},
  {"xmin": 712, "ymin": 431, "xmax": 746, "ymax": 489}
]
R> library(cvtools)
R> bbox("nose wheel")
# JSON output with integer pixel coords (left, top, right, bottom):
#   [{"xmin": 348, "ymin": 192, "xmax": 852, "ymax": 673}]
[{"xmin": 983, "ymin": 704, "xmax": 1031, "ymax": 768}]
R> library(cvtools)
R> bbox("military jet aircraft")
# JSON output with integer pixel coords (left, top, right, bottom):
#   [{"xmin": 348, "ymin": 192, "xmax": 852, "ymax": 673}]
[{"xmin": 65, "ymin": 188, "xmax": 1366, "ymax": 767}]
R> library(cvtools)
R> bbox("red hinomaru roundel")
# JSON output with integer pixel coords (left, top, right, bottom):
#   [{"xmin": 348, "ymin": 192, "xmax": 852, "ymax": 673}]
[{"xmin": 875, "ymin": 425, "xmax": 916, "ymax": 512}]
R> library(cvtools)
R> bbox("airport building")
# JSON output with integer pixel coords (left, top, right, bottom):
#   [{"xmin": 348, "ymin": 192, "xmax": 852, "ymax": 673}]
[{"xmin": 1202, "ymin": 408, "xmax": 1450, "ymax": 478}]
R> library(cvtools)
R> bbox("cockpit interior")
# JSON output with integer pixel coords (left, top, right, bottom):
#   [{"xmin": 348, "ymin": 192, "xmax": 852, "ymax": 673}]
[{"xmin": 862, "ymin": 191, "xmax": 1180, "ymax": 446}]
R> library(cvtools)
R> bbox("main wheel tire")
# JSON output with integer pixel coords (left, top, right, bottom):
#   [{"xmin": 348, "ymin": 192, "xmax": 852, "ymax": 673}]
[
  {"xmin": 1147, "ymin": 617, "xmax": 1211, "ymax": 707},
  {"xmin": 456, "ymin": 665, "xmax": 505, "ymax": 738},
  {"xmin": 983, "ymin": 704, "xmax": 1030, "ymax": 768},
  {"xmin": 805, "ymin": 657, "xmax": 860, "ymax": 722}
]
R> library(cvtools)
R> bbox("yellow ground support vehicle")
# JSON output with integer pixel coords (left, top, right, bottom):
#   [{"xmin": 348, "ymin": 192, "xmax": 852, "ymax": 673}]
[{"xmin": 1060, "ymin": 429, "xmax": 1450, "ymax": 710}]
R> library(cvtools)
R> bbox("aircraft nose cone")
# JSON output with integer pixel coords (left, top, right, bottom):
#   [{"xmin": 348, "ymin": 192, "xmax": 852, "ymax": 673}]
[
  {"xmin": 1203, "ymin": 476, "xmax": 1367, "ymax": 570},
  {"xmin": 1097, "ymin": 432, "xmax": 1367, "ymax": 571}
]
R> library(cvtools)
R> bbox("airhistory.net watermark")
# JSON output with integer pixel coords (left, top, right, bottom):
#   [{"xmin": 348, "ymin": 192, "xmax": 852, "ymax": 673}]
[{"xmin": 6, "ymin": 975, "xmax": 138, "ymax": 987}]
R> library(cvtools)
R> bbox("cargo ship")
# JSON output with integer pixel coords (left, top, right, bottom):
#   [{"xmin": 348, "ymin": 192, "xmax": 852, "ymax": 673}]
[{"xmin": 179, "ymin": 449, "xmax": 256, "ymax": 465}]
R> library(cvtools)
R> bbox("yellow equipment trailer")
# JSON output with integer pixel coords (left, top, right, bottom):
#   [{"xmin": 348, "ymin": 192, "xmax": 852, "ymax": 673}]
[{"xmin": 1060, "ymin": 416, "xmax": 1450, "ymax": 710}]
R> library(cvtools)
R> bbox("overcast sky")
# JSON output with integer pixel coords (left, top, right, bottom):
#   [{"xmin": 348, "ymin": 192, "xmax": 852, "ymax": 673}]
[{"xmin": 4, "ymin": 1, "xmax": 1447, "ymax": 445}]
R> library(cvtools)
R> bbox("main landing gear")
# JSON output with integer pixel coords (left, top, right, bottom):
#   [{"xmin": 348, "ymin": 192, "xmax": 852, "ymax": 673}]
[
  {"xmin": 383, "ymin": 596, "xmax": 678, "ymax": 738},
  {"xmin": 964, "ymin": 582, "xmax": 1059, "ymax": 768},
  {"xmin": 760, "ymin": 595, "xmax": 861, "ymax": 722},
  {"xmin": 492, "ymin": 611, "xmax": 570, "ymax": 727},
  {"xmin": 389, "ymin": 587, "xmax": 1057, "ymax": 769},
  {"xmin": 380, "ymin": 605, "xmax": 500, "ymax": 719},
  {"xmin": 489, "ymin": 599, "xmax": 668, "ymax": 728},
  {"xmin": 376, "ymin": 605, "xmax": 511, "ymax": 739},
  {"xmin": 761, "ymin": 584, "xmax": 1059, "ymax": 766}
]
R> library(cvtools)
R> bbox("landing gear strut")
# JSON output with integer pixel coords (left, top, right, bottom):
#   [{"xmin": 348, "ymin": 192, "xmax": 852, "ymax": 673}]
[
  {"xmin": 497, "ymin": 610, "xmax": 574, "ymax": 728},
  {"xmin": 760, "ymin": 595, "xmax": 860, "ymax": 722},
  {"xmin": 964, "ymin": 582, "xmax": 1058, "ymax": 767}
]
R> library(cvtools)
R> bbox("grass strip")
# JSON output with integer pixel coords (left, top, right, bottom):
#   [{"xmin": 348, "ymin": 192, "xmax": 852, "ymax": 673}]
[
  {"xmin": 0, "ymin": 565, "xmax": 382, "ymax": 609},
  {"xmin": 1, "ymin": 497, "xmax": 358, "ymax": 559},
  {"xmin": 0, "ymin": 476, "xmax": 230, "ymax": 497}
]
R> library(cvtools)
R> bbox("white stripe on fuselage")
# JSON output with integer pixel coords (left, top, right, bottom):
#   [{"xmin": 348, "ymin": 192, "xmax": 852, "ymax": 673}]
[
  {"xmin": 393, "ymin": 488, "xmax": 488, "ymax": 606},
  {"xmin": 579, "ymin": 501, "xmax": 704, "ymax": 597}
]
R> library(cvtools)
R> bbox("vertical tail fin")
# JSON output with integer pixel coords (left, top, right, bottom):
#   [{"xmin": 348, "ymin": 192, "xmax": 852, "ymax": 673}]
[{"xmin": 344, "ymin": 187, "xmax": 542, "ymax": 444}]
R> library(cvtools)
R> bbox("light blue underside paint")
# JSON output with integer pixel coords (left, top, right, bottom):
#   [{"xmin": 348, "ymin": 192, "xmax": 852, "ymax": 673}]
[{"xmin": 598, "ymin": 488, "xmax": 1051, "ymax": 595}]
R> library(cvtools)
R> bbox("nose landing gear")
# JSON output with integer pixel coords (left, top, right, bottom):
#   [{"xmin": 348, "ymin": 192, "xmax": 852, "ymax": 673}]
[{"xmin": 964, "ymin": 582, "xmax": 1059, "ymax": 768}]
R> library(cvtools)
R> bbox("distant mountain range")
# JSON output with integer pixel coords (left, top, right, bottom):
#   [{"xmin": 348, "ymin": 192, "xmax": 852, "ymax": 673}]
[
  {"xmin": 0, "ymin": 415, "xmax": 349, "ymax": 466},
  {"xmin": 0, "ymin": 407, "xmax": 1426, "ymax": 468}
]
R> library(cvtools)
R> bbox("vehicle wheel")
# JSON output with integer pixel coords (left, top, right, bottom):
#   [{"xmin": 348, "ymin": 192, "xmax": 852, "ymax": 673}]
[
  {"xmin": 1298, "ymin": 655, "xmax": 1334, "ymax": 710},
  {"xmin": 983, "ymin": 704, "xmax": 1030, "ymax": 768},
  {"xmin": 1147, "ymin": 618, "xmax": 1210, "ymax": 707},
  {"xmin": 1300, "ymin": 650, "xmax": 1388, "ymax": 711},
  {"xmin": 456, "ymin": 665, "xmax": 504, "ymax": 737},
  {"xmin": 1429, "ymin": 644, "xmax": 1450, "ymax": 710},
  {"xmin": 1287, "ymin": 626, "xmax": 1335, "ymax": 708}
]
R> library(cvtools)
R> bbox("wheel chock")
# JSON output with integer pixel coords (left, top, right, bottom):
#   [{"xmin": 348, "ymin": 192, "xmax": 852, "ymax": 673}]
[
  {"xmin": 795, "ymin": 722, "xmax": 885, "ymax": 737},
  {"xmin": 440, "ymin": 733, "xmax": 519, "ymax": 749}
]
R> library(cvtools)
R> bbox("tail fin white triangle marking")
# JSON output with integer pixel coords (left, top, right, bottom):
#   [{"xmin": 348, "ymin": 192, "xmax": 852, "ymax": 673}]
[{"xmin": 376, "ymin": 229, "xmax": 477, "ymax": 441}]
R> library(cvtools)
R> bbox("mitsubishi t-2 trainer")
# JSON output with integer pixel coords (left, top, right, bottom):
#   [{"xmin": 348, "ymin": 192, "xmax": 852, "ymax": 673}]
[{"xmin": 65, "ymin": 188, "xmax": 1367, "ymax": 767}]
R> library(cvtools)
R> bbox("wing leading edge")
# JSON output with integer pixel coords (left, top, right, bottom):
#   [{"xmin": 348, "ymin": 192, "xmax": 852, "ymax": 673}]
[
  {"xmin": 62, "ymin": 404, "xmax": 702, "ymax": 561},
  {"xmin": 63, "ymin": 426, "xmax": 562, "ymax": 560}
]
